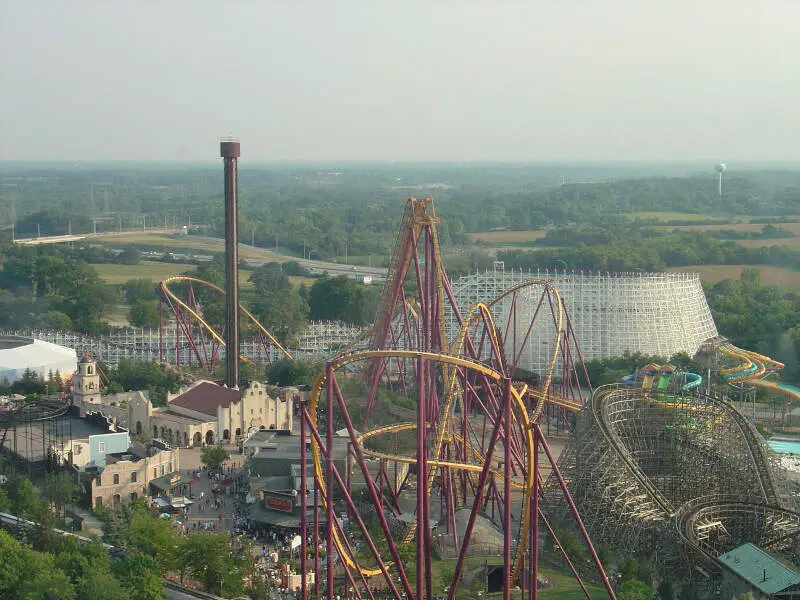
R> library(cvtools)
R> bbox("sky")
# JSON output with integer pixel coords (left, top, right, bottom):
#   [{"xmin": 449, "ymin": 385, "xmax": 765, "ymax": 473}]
[{"xmin": 2, "ymin": 1, "xmax": 799, "ymax": 162}]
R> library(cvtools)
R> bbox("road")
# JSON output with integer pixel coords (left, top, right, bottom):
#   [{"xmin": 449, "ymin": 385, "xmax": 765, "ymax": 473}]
[{"xmin": 14, "ymin": 229, "xmax": 389, "ymax": 281}]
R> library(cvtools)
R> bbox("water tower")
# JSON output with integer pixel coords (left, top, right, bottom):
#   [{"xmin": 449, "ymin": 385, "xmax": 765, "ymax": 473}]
[{"xmin": 714, "ymin": 162, "xmax": 727, "ymax": 197}]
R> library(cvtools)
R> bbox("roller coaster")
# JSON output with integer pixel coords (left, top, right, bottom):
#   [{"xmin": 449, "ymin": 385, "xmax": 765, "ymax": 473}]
[
  {"xmin": 551, "ymin": 381, "xmax": 800, "ymax": 589},
  {"xmin": 292, "ymin": 198, "xmax": 616, "ymax": 600}
]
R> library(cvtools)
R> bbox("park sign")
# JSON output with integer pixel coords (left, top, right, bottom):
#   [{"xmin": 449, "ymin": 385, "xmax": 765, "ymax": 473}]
[{"xmin": 264, "ymin": 491, "xmax": 294, "ymax": 514}]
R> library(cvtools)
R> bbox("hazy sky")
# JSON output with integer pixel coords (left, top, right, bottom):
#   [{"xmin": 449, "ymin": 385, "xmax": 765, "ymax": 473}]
[{"xmin": 2, "ymin": 1, "xmax": 799, "ymax": 162}]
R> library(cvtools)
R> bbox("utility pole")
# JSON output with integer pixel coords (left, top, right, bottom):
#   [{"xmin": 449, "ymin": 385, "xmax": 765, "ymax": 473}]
[
  {"xmin": 275, "ymin": 233, "xmax": 278, "ymax": 251},
  {"xmin": 37, "ymin": 223, "xmax": 40, "ymax": 238}
]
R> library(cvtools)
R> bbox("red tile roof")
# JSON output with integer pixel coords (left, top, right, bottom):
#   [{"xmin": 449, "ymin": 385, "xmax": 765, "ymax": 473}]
[{"xmin": 169, "ymin": 381, "xmax": 241, "ymax": 416}]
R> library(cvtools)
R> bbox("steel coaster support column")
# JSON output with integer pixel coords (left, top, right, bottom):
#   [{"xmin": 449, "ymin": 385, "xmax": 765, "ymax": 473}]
[
  {"xmin": 447, "ymin": 383, "xmax": 508, "ymax": 600},
  {"xmin": 326, "ymin": 363, "xmax": 335, "ymax": 600},
  {"xmin": 314, "ymin": 475, "xmax": 320, "ymax": 600},
  {"xmin": 300, "ymin": 398, "xmax": 308, "ymax": 600},
  {"xmin": 535, "ymin": 424, "xmax": 616, "ymax": 599},
  {"xmin": 531, "ymin": 431, "xmax": 539, "ymax": 600},
  {"xmin": 330, "ymin": 377, "xmax": 415, "ymax": 599},
  {"xmin": 503, "ymin": 376, "xmax": 512, "ymax": 600},
  {"xmin": 416, "ymin": 354, "xmax": 427, "ymax": 600},
  {"xmin": 539, "ymin": 508, "xmax": 592, "ymax": 600}
]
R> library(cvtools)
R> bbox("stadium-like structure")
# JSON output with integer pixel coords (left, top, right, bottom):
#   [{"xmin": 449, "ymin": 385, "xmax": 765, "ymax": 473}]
[
  {"xmin": 0, "ymin": 336, "xmax": 77, "ymax": 384},
  {"xmin": 449, "ymin": 269, "xmax": 718, "ymax": 375}
]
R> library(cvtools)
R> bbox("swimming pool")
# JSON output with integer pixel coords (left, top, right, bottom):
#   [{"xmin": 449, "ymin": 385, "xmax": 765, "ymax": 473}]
[{"xmin": 768, "ymin": 439, "xmax": 800, "ymax": 454}]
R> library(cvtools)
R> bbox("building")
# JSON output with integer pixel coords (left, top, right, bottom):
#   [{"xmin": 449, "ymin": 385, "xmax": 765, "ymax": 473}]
[
  {"xmin": 242, "ymin": 430, "xmax": 377, "ymax": 531},
  {"xmin": 150, "ymin": 379, "xmax": 294, "ymax": 449},
  {"xmin": 88, "ymin": 440, "xmax": 184, "ymax": 509},
  {"xmin": 0, "ymin": 335, "xmax": 77, "ymax": 384},
  {"xmin": 719, "ymin": 543, "xmax": 800, "ymax": 599},
  {"xmin": 71, "ymin": 358, "xmax": 297, "ymax": 450},
  {"xmin": 449, "ymin": 270, "xmax": 718, "ymax": 374},
  {"xmin": 60, "ymin": 412, "xmax": 130, "ymax": 470}
]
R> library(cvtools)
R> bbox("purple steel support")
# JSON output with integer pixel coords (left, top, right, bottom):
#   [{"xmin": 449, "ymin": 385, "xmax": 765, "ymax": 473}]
[
  {"xmin": 220, "ymin": 139, "xmax": 241, "ymax": 389},
  {"xmin": 300, "ymin": 399, "xmax": 308, "ymax": 600},
  {"xmin": 314, "ymin": 477, "xmax": 320, "ymax": 600},
  {"xmin": 416, "ymin": 355, "xmax": 427, "ymax": 600},
  {"xmin": 326, "ymin": 364, "xmax": 335, "ymax": 600},
  {"xmin": 535, "ymin": 424, "xmax": 616, "ymax": 599},
  {"xmin": 531, "ymin": 431, "xmax": 539, "ymax": 600},
  {"xmin": 503, "ymin": 377, "xmax": 512, "ymax": 600},
  {"xmin": 330, "ymin": 376, "xmax": 415, "ymax": 599},
  {"xmin": 539, "ymin": 508, "xmax": 592, "ymax": 600},
  {"xmin": 447, "ymin": 386, "xmax": 507, "ymax": 600}
]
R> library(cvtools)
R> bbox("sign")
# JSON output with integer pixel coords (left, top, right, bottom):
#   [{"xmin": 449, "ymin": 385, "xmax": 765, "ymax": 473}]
[
  {"xmin": 265, "ymin": 495, "xmax": 293, "ymax": 513},
  {"xmin": 291, "ymin": 535, "xmax": 301, "ymax": 550},
  {"xmin": 169, "ymin": 474, "xmax": 182, "ymax": 484}
]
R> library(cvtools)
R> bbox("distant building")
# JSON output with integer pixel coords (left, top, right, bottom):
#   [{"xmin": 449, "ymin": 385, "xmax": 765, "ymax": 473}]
[
  {"xmin": 719, "ymin": 543, "xmax": 800, "ymax": 599},
  {"xmin": 88, "ymin": 440, "xmax": 183, "ymax": 509}
]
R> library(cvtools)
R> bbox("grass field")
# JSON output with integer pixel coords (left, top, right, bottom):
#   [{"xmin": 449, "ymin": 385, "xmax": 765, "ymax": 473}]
[
  {"xmin": 471, "ymin": 230, "xmax": 547, "ymax": 243},
  {"xmin": 90, "ymin": 261, "xmax": 197, "ymax": 285},
  {"xmin": 91, "ymin": 231, "xmax": 285, "ymax": 262},
  {"xmin": 667, "ymin": 265, "xmax": 800, "ymax": 291}
]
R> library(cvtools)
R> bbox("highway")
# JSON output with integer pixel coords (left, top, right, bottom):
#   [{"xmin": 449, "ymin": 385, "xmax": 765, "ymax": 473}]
[{"xmin": 13, "ymin": 229, "xmax": 389, "ymax": 281}]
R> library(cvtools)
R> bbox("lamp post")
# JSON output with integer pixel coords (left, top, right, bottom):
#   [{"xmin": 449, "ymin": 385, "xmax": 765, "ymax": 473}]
[{"xmin": 553, "ymin": 259, "xmax": 568, "ymax": 271}]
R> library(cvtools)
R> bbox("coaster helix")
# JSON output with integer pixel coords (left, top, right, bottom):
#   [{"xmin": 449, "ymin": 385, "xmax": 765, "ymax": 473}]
[{"xmin": 298, "ymin": 198, "xmax": 615, "ymax": 600}]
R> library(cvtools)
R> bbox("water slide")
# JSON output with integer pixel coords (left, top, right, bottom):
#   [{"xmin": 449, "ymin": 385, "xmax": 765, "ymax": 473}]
[
  {"xmin": 714, "ymin": 339, "xmax": 800, "ymax": 401},
  {"xmin": 680, "ymin": 372, "xmax": 702, "ymax": 392},
  {"xmin": 622, "ymin": 367, "xmax": 703, "ymax": 394}
]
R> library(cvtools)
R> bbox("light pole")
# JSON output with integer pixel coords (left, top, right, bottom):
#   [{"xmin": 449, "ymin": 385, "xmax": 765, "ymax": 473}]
[{"xmin": 553, "ymin": 259, "xmax": 567, "ymax": 271}]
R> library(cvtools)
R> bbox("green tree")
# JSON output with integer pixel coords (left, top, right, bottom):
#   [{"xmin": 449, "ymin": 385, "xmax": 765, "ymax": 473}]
[
  {"xmin": 618, "ymin": 579, "xmax": 653, "ymax": 600},
  {"xmin": 112, "ymin": 552, "xmax": 163, "ymax": 600},
  {"xmin": 309, "ymin": 276, "xmax": 372, "ymax": 324},
  {"xmin": 179, "ymin": 532, "xmax": 246, "ymax": 596},
  {"xmin": 123, "ymin": 278, "xmax": 158, "ymax": 304},
  {"xmin": 657, "ymin": 579, "xmax": 674, "ymax": 600},
  {"xmin": 128, "ymin": 300, "xmax": 160, "ymax": 328},
  {"xmin": 266, "ymin": 359, "xmax": 315, "ymax": 386},
  {"xmin": 201, "ymin": 444, "xmax": 230, "ymax": 473}
]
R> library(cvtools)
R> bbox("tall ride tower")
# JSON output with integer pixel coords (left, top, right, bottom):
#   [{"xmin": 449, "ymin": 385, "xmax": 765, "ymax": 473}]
[{"xmin": 221, "ymin": 138, "xmax": 241, "ymax": 389}]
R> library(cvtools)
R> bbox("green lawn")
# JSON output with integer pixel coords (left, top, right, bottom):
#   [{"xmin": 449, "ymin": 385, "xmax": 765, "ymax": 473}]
[{"xmin": 90, "ymin": 261, "xmax": 196, "ymax": 285}]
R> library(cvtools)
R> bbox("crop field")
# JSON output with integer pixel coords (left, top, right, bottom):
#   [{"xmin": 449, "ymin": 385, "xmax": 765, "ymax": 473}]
[
  {"xmin": 90, "ymin": 261, "xmax": 197, "ymax": 285},
  {"xmin": 471, "ymin": 230, "xmax": 547, "ymax": 243},
  {"xmin": 667, "ymin": 265, "xmax": 800, "ymax": 291},
  {"xmin": 653, "ymin": 222, "xmax": 800, "ymax": 234},
  {"xmin": 629, "ymin": 211, "xmax": 713, "ymax": 221}
]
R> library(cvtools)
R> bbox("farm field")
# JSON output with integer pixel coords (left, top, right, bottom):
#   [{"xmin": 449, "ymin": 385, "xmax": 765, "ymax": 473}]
[
  {"xmin": 629, "ymin": 211, "xmax": 714, "ymax": 221},
  {"xmin": 667, "ymin": 265, "xmax": 800, "ymax": 292},
  {"xmin": 653, "ymin": 222, "xmax": 800, "ymax": 234},
  {"xmin": 471, "ymin": 230, "xmax": 547, "ymax": 243},
  {"xmin": 90, "ymin": 261, "xmax": 197, "ymax": 285}
]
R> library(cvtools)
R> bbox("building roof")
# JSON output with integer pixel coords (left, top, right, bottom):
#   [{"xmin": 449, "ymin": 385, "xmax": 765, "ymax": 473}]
[
  {"xmin": 0, "ymin": 337, "xmax": 77, "ymax": 383},
  {"xmin": 169, "ymin": 381, "xmax": 241, "ymax": 416},
  {"xmin": 719, "ymin": 543, "xmax": 800, "ymax": 595}
]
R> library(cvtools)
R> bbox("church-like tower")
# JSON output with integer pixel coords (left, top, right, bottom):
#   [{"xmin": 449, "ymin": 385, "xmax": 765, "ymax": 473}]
[{"xmin": 72, "ymin": 356, "xmax": 101, "ymax": 416}]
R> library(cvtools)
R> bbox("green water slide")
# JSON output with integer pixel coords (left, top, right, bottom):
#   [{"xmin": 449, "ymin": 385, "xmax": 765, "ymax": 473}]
[{"xmin": 657, "ymin": 373, "xmax": 672, "ymax": 390}]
